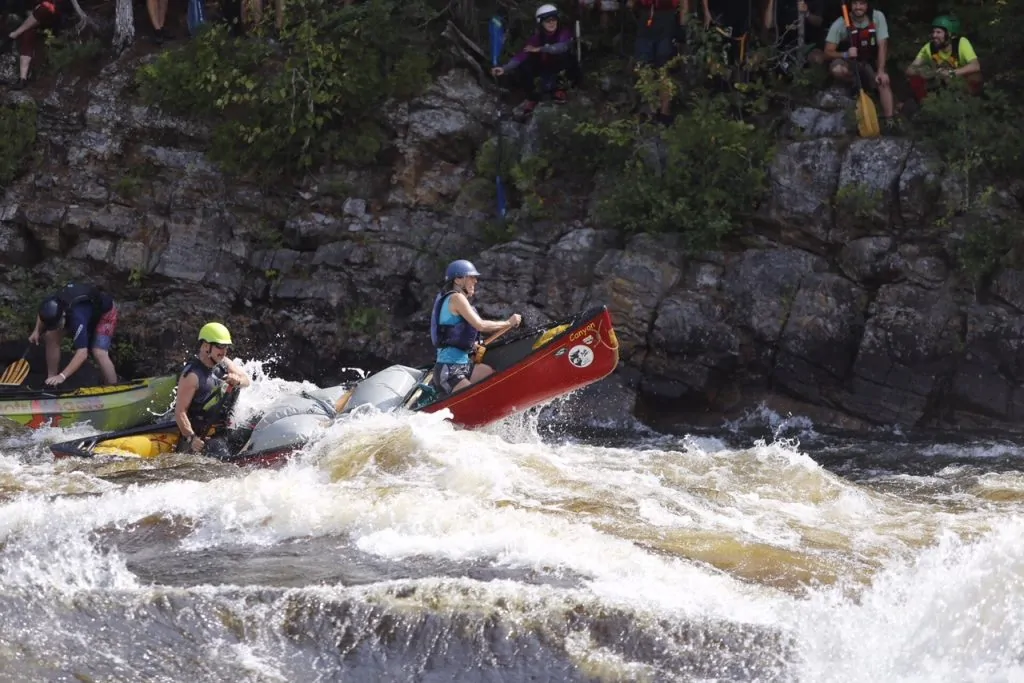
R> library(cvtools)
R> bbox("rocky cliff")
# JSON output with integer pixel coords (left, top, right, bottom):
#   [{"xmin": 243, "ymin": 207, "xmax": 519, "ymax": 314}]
[{"xmin": 2, "ymin": 50, "xmax": 1024, "ymax": 434}]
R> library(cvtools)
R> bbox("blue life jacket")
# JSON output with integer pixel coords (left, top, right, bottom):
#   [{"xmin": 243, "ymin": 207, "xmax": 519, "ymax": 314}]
[{"xmin": 430, "ymin": 291, "xmax": 480, "ymax": 351}]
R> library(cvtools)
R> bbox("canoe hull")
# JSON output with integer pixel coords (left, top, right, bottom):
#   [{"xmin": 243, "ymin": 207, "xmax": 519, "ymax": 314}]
[{"xmin": 0, "ymin": 375, "xmax": 178, "ymax": 431}]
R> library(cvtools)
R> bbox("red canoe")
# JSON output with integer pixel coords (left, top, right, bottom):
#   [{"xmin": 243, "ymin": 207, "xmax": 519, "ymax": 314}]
[{"xmin": 417, "ymin": 305, "xmax": 620, "ymax": 428}]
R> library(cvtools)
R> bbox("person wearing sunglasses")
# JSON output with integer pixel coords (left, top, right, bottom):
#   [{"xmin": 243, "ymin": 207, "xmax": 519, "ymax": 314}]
[{"xmin": 174, "ymin": 322, "xmax": 251, "ymax": 456}]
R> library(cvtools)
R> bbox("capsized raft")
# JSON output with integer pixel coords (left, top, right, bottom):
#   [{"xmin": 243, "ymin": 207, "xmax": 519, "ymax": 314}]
[{"xmin": 51, "ymin": 306, "xmax": 620, "ymax": 467}]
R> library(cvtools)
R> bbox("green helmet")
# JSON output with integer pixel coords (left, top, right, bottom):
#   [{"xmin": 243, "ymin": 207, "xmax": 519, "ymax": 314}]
[
  {"xmin": 932, "ymin": 15, "xmax": 960, "ymax": 36},
  {"xmin": 198, "ymin": 322, "xmax": 233, "ymax": 345}
]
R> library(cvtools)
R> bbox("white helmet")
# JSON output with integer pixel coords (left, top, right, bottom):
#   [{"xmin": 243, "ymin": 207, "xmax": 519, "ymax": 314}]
[{"xmin": 535, "ymin": 3, "xmax": 559, "ymax": 22}]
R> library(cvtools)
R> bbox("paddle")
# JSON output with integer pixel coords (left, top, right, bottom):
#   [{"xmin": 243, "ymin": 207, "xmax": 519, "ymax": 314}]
[
  {"xmin": 842, "ymin": 3, "xmax": 880, "ymax": 138},
  {"xmin": 575, "ymin": 18, "xmax": 582, "ymax": 64},
  {"xmin": 0, "ymin": 347, "xmax": 30, "ymax": 386},
  {"xmin": 187, "ymin": 0, "xmax": 207, "ymax": 36},
  {"xmin": 489, "ymin": 16, "xmax": 507, "ymax": 219},
  {"xmin": 472, "ymin": 324, "xmax": 516, "ymax": 365},
  {"xmin": 797, "ymin": 0, "xmax": 805, "ymax": 52}
]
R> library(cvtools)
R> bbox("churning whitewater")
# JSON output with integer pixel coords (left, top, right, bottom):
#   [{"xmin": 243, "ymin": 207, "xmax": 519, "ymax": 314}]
[{"xmin": 1, "ymin": 361, "xmax": 1022, "ymax": 682}]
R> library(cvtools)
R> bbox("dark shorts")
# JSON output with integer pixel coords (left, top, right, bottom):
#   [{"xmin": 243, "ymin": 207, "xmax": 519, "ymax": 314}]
[
  {"xmin": 92, "ymin": 305, "xmax": 118, "ymax": 351},
  {"xmin": 635, "ymin": 35, "xmax": 675, "ymax": 67},
  {"xmin": 634, "ymin": 10, "xmax": 677, "ymax": 68},
  {"xmin": 432, "ymin": 362, "xmax": 472, "ymax": 395}
]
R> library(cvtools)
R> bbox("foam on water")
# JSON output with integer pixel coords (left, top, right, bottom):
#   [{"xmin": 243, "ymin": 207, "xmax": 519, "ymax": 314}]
[
  {"xmin": 1, "ymin": 365, "xmax": 1023, "ymax": 679},
  {"xmin": 792, "ymin": 518, "xmax": 1024, "ymax": 682}
]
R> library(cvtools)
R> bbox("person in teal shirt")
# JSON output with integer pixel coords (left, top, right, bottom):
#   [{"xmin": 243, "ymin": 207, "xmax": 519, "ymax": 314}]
[
  {"xmin": 822, "ymin": 0, "xmax": 895, "ymax": 126},
  {"xmin": 429, "ymin": 260, "xmax": 522, "ymax": 395}
]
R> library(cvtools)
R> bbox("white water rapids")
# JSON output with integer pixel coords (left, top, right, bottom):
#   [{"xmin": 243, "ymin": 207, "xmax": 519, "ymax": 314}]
[{"xmin": 0, "ymin": 360, "xmax": 1022, "ymax": 682}]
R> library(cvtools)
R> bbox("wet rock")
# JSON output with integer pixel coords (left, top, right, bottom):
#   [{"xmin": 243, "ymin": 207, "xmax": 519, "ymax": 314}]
[
  {"xmin": 834, "ymin": 138, "xmax": 913, "ymax": 239},
  {"xmin": 897, "ymin": 145, "xmax": 942, "ymax": 230},
  {"xmin": 837, "ymin": 236, "xmax": 898, "ymax": 285},
  {"xmin": 789, "ymin": 107, "xmax": 850, "ymax": 138},
  {"xmin": 541, "ymin": 370, "xmax": 639, "ymax": 429},
  {"xmin": 949, "ymin": 304, "xmax": 1024, "ymax": 425},
  {"xmin": 765, "ymin": 139, "xmax": 842, "ymax": 244},
  {"xmin": 774, "ymin": 273, "xmax": 868, "ymax": 404},
  {"xmin": 838, "ymin": 284, "xmax": 962, "ymax": 425},
  {"xmin": 285, "ymin": 213, "xmax": 344, "ymax": 249},
  {"xmin": 0, "ymin": 223, "xmax": 35, "ymax": 265},
  {"xmin": 537, "ymin": 227, "xmax": 619, "ymax": 315},
  {"xmin": 586, "ymin": 245, "xmax": 683, "ymax": 365},
  {"xmin": 724, "ymin": 248, "xmax": 828, "ymax": 347},
  {"xmin": 642, "ymin": 290, "xmax": 740, "ymax": 401}
]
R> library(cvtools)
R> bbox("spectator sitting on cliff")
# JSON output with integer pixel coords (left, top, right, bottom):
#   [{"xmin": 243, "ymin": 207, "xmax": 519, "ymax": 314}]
[
  {"xmin": 905, "ymin": 15, "xmax": 981, "ymax": 105},
  {"xmin": 628, "ymin": 0, "xmax": 687, "ymax": 124},
  {"xmin": 764, "ymin": 0, "xmax": 826, "ymax": 74},
  {"xmin": 822, "ymin": 0, "xmax": 896, "ymax": 129},
  {"xmin": 0, "ymin": 0, "xmax": 64, "ymax": 90},
  {"xmin": 491, "ymin": 4, "xmax": 581, "ymax": 117}
]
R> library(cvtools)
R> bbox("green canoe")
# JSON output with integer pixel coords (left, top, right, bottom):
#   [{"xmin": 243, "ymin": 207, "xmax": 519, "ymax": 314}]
[{"xmin": 0, "ymin": 375, "xmax": 177, "ymax": 431}]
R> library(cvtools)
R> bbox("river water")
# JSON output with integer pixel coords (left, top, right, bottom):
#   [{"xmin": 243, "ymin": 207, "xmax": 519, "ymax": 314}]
[{"xmin": 1, "ymin": 361, "xmax": 1022, "ymax": 682}]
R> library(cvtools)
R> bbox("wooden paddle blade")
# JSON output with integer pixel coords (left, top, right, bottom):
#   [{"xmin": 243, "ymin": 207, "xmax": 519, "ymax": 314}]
[
  {"xmin": 0, "ymin": 358, "xmax": 30, "ymax": 385},
  {"xmin": 857, "ymin": 91, "xmax": 880, "ymax": 137}
]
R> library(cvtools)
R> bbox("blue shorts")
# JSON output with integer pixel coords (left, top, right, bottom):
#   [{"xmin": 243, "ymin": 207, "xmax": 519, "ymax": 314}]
[
  {"xmin": 635, "ymin": 35, "xmax": 674, "ymax": 68},
  {"xmin": 432, "ymin": 362, "xmax": 472, "ymax": 395}
]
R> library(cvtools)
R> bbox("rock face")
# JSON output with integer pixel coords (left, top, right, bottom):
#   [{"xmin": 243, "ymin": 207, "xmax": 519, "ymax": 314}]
[{"xmin": 3, "ymin": 55, "xmax": 1024, "ymax": 434}]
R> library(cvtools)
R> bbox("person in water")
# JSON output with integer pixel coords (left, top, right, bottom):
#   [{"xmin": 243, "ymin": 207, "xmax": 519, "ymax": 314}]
[
  {"xmin": 174, "ymin": 322, "xmax": 252, "ymax": 458},
  {"xmin": 430, "ymin": 260, "xmax": 522, "ymax": 395},
  {"xmin": 29, "ymin": 282, "xmax": 119, "ymax": 386}
]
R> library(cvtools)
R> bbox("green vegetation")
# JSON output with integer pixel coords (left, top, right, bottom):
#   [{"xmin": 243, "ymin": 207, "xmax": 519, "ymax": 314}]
[
  {"xmin": 597, "ymin": 96, "xmax": 772, "ymax": 251},
  {"xmin": 136, "ymin": 0, "xmax": 434, "ymax": 180},
  {"xmin": 43, "ymin": 34, "xmax": 104, "ymax": 75},
  {"xmin": 0, "ymin": 103, "xmax": 37, "ymax": 187},
  {"xmin": 345, "ymin": 306, "xmax": 385, "ymax": 334},
  {"xmin": 127, "ymin": 0, "xmax": 1023, "ymax": 265}
]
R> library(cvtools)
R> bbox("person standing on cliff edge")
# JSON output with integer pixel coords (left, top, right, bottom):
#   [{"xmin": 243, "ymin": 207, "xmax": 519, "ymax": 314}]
[
  {"xmin": 0, "ymin": 0, "xmax": 66, "ymax": 90},
  {"xmin": 28, "ymin": 282, "xmax": 119, "ymax": 386}
]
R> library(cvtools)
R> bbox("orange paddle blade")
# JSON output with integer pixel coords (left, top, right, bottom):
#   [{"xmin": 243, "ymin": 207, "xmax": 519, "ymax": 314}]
[
  {"xmin": 0, "ymin": 358, "xmax": 30, "ymax": 385},
  {"xmin": 857, "ymin": 91, "xmax": 880, "ymax": 137}
]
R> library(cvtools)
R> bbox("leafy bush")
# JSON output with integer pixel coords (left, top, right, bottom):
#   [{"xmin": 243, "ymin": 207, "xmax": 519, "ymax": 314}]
[
  {"xmin": 473, "ymin": 102, "xmax": 637, "ymax": 219},
  {"xmin": 598, "ymin": 95, "xmax": 772, "ymax": 251},
  {"xmin": 913, "ymin": 85, "xmax": 1022, "ymax": 202},
  {"xmin": 43, "ymin": 34, "xmax": 104, "ymax": 74},
  {"xmin": 0, "ymin": 103, "xmax": 37, "ymax": 187},
  {"xmin": 136, "ymin": 0, "xmax": 435, "ymax": 179}
]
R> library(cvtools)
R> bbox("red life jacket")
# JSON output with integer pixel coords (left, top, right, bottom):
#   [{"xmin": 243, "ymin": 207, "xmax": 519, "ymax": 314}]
[{"xmin": 846, "ymin": 21, "xmax": 878, "ymax": 62}]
